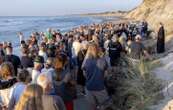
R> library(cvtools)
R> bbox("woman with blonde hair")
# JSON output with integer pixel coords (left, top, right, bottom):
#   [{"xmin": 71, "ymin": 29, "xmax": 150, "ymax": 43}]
[
  {"xmin": 15, "ymin": 84, "xmax": 43, "ymax": 110},
  {"xmin": 0, "ymin": 62, "xmax": 17, "ymax": 109},
  {"xmin": 82, "ymin": 43, "xmax": 109, "ymax": 110},
  {"xmin": 85, "ymin": 43, "xmax": 99, "ymax": 59},
  {"xmin": 91, "ymin": 35, "xmax": 99, "ymax": 46}
]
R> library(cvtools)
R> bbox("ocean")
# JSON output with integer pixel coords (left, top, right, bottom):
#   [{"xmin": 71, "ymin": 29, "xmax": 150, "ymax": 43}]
[{"xmin": 0, "ymin": 16, "xmax": 117, "ymax": 55}]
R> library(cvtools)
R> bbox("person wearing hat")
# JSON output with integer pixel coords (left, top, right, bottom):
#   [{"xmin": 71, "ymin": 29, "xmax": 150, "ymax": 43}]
[
  {"xmin": 4, "ymin": 44, "xmax": 21, "ymax": 76},
  {"xmin": 127, "ymin": 34, "xmax": 150, "ymax": 60},
  {"xmin": 31, "ymin": 56, "xmax": 44, "ymax": 83}
]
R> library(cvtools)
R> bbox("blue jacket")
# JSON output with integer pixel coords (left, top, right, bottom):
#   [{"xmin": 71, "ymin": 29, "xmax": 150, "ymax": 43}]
[{"xmin": 82, "ymin": 57, "xmax": 108, "ymax": 91}]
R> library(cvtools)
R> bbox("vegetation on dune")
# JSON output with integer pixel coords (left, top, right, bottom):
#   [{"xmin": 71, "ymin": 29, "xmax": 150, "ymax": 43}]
[
  {"xmin": 127, "ymin": 0, "xmax": 173, "ymax": 36},
  {"xmin": 104, "ymin": 57, "xmax": 163, "ymax": 110}
]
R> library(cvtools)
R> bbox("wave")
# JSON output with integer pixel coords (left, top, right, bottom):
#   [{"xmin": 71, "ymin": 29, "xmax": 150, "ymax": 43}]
[{"xmin": 0, "ymin": 16, "xmax": 116, "ymax": 54}]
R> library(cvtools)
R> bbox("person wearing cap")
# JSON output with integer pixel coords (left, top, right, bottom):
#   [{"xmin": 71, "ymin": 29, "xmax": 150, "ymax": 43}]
[
  {"xmin": 127, "ymin": 34, "xmax": 150, "ymax": 60},
  {"xmin": 31, "ymin": 56, "xmax": 44, "ymax": 83},
  {"xmin": 4, "ymin": 44, "xmax": 21, "ymax": 76}
]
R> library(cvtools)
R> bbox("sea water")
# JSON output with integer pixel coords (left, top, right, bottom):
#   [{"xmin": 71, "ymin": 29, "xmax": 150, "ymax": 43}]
[{"xmin": 0, "ymin": 16, "xmax": 117, "ymax": 55}]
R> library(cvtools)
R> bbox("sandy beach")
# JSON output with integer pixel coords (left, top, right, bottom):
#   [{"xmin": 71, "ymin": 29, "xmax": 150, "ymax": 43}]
[{"xmin": 0, "ymin": 0, "xmax": 173, "ymax": 110}]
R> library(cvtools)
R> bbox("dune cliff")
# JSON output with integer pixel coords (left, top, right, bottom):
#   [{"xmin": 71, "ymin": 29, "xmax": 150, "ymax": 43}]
[{"xmin": 127, "ymin": 0, "xmax": 173, "ymax": 35}]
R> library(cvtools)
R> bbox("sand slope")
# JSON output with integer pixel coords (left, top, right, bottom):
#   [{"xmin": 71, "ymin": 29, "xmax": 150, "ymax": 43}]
[
  {"xmin": 151, "ymin": 52, "xmax": 173, "ymax": 110},
  {"xmin": 127, "ymin": 0, "xmax": 173, "ymax": 35}
]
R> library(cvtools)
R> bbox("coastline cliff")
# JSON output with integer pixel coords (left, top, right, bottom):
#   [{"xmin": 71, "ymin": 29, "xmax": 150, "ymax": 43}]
[{"xmin": 127, "ymin": 0, "xmax": 173, "ymax": 35}]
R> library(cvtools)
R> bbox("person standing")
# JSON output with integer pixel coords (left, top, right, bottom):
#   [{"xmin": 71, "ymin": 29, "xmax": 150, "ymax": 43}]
[
  {"xmin": 0, "ymin": 62, "xmax": 17, "ymax": 109},
  {"xmin": 20, "ymin": 45, "xmax": 33, "ymax": 69},
  {"xmin": 15, "ymin": 84, "xmax": 43, "ymax": 110},
  {"xmin": 17, "ymin": 32, "xmax": 25, "ymax": 44},
  {"xmin": 4, "ymin": 45, "xmax": 21, "ymax": 76},
  {"xmin": 157, "ymin": 22, "xmax": 165, "ymax": 53},
  {"xmin": 45, "ymin": 28, "xmax": 53, "ymax": 44},
  {"xmin": 108, "ymin": 35, "xmax": 122, "ymax": 66},
  {"xmin": 8, "ymin": 69, "xmax": 31, "ymax": 110},
  {"xmin": 82, "ymin": 43, "xmax": 109, "ymax": 110},
  {"xmin": 31, "ymin": 56, "xmax": 44, "ymax": 83},
  {"xmin": 37, "ymin": 74, "xmax": 66, "ymax": 110},
  {"xmin": 127, "ymin": 35, "xmax": 150, "ymax": 61}
]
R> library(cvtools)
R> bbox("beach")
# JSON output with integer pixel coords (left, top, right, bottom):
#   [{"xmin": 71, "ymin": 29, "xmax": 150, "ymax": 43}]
[
  {"xmin": 1, "ymin": 0, "xmax": 173, "ymax": 110},
  {"xmin": 0, "ymin": 3, "xmax": 173, "ymax": 110},
  {"xmin": 0, "ymin": 16, "xmax": 120, "ymax": 55}
]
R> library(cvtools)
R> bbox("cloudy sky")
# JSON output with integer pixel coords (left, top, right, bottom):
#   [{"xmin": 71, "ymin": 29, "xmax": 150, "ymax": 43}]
[{"xmin": 0, "ymin": 0, "xmax": 143, "ymax": 16}]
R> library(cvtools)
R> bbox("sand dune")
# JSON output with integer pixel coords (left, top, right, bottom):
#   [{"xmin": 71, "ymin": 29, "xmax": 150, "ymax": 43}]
[{"xmin": 127, "ymin": 0, "xmax": 173, "ymax": 36}]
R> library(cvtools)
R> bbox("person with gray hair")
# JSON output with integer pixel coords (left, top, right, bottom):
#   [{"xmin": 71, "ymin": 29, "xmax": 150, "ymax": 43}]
[{"xmin": 37, "ymin": 74, "xmax": 66, "ymax": 110}]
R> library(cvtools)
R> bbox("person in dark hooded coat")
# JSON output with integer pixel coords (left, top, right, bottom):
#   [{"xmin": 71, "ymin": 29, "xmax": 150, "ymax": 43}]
[{"xmin": 157, "ymin": 22, "xmax": 165, "ymax": 53}]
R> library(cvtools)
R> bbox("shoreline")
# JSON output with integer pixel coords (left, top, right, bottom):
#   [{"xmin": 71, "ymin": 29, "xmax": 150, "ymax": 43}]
[
  {"xmin": 79, "ymin": 11, "xmax": 127, "ymax": 17},
  {"xmin": 1, "ymin": 13, "xmax": 173, "ymax": 110},
  {"xmin": 10, "ymin": 15, "xmax": 125, "ymax": 55}
]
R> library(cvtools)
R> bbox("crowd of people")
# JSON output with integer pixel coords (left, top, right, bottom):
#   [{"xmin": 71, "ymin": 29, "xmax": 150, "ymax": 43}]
[{"xmin": 0, "ymin": 20, "xmax": 165, "ymax": 110}]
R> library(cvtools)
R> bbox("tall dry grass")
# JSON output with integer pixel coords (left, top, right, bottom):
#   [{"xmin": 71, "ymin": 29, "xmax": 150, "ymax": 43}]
[{"xmin": 105, "ymin": 57, "xmax": 163, "ymax": 110}]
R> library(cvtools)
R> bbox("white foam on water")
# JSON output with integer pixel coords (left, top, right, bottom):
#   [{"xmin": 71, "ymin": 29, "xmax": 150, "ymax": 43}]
[{"xmin": 0, "ymin": 16, "xmax": 118, "ymax": 56}]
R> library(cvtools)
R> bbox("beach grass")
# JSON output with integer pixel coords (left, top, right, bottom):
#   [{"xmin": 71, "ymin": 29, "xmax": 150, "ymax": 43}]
[{"xmin": 105, "ymin": 57, "xmax": 163, "ymax": 110}]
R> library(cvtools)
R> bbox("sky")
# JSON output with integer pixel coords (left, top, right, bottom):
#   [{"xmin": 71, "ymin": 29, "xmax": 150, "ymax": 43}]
[{"xmin": 0, "ymin": 0, "xmax": 143, "ymax": 16}]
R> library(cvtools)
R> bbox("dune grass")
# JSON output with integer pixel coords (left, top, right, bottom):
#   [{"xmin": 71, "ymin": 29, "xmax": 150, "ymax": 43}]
[{"xmin": 105, "ymin": 57, "xmax": 163, "ymax": 110}]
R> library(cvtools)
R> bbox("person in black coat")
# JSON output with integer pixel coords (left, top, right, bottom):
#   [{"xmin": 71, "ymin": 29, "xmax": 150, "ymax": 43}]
[
  {"xmin": 4, "ymin": 45, "xmax": 21, "ymax": 76},
  {"xmin": 20, "ymin": 45, "xmax": 34, "ymax": 68},
  {"xmin": 77, "ymin": 43, "xmax": 87, "ymax": 87},
  {"xmin": 108, "ymin": 35, "xmax": 122, "ymax": 66},
  {"xmin": 157, "ymin": 22, "xmax": 165, "ymax": 53}
]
